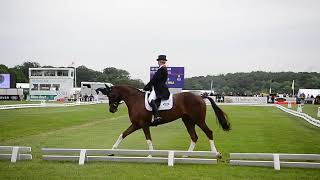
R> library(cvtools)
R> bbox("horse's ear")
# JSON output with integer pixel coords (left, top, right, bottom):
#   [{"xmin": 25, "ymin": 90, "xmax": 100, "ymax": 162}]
[
  {"xmin": 95, "ymin": 88, "xmax": 100, "ymax": 95},
  {"xmin": 105, "ymin": 84, "xmax": 111, "ymax": 94}
]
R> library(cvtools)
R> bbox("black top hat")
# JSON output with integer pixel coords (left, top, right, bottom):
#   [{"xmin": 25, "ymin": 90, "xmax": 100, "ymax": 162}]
[{"xmin": 156, "ymin": 55, "xmax": 167, "ymax": 61}]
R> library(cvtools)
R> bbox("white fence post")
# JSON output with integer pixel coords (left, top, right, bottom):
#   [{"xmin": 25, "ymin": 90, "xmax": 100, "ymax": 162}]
[
  {"xmin": 168, "ymin": 151, "xmax": 175, "ymax": 166},
  {"xmin": 10, "ymin": 147, "xmax": 19, "ymax": 163},
  {"xmin": 287, "ymin": 102, "xmax": 292, "ymax": 109},
  {"xmin": 297, "ymin": 104, "xmax": 303, "ymax": 112},
  {"xmin": 273, "ymin": 154, "xmax": 280, "ymax": 170},
  {"xmin": 317, "ymin": 107, "xmax": 320, "ymax": 118},
  {"xmin": 79, "ymin": 149, "xmax": 87, "ymax": 165}
]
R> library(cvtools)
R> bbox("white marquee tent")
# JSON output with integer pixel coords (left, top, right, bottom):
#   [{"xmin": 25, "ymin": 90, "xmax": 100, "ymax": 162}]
[{"xmin": 297, "ymin": 89, "xmax": 320, "ymax": 97}]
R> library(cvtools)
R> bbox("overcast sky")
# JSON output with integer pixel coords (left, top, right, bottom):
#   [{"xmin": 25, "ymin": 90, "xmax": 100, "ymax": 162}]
[{"xmin": 0, "ymin": 0, "xmax": 319, "ymax": 82}]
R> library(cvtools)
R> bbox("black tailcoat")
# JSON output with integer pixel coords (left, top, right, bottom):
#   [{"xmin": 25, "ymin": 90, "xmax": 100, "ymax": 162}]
[{"xmin": 144, "ymin": 66, "xmax": 170, "ymax": 100}]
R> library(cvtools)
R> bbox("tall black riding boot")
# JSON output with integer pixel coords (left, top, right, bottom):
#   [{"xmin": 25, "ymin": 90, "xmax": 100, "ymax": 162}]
[{"xmin": 149, "ymin": 100, "xmax": 162, "ymax": 126}]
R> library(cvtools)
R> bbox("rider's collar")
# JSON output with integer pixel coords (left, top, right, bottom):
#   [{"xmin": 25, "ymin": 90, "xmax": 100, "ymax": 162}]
[{"xmin": 159, "ymin": 64, "xmax": 166, "ymax": 68}]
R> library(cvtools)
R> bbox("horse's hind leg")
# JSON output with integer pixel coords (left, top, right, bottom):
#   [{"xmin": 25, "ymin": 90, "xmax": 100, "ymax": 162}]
[
  {"xmin": 182, "ymin": 117, "xmax": 198, "ymax": 157},
  {"xmin": 197, "ymin": 122, "xmax": 220, "ymax": 157},
  {"xmin": 112, "ymin": 124, "xmax": 140, "ymax": 149}
]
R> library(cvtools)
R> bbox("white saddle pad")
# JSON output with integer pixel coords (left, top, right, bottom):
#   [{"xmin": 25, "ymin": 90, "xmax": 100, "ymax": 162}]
[{"xmin": 145, "ymin": 92, "xmax": 173, "ymax": 111}]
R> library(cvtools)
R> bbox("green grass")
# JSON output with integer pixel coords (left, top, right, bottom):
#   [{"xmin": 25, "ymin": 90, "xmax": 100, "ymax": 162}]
[{"xmin": 0, "ymin": 104, "xmax": 320, "ymax": 179}]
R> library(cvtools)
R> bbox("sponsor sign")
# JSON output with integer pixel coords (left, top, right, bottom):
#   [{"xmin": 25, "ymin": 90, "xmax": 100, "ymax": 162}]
[
  {"xmin": 0, "ymin": 95, "xmax": 20, "ymax": 100},
  {"xmin": 224, "ymin": 96, "xmax": 267, "ymax": 103},
  {"xmin": 0, "ymin": 74, "xmax": 10, "ymax": 88},
  {"xmin": 150, "ymin": 67, "xmax": 184, "ymax": 88}
]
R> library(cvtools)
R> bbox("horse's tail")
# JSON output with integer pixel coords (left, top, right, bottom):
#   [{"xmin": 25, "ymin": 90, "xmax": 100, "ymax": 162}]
[{"xmin": 202, "ymin": 95, "xmax": 230, "ymax": 131}]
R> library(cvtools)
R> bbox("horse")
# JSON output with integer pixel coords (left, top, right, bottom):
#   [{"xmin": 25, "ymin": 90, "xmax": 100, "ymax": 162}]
[{"xmin": 96, "ymin": 85, "xmax": 230, "ymax": 157}]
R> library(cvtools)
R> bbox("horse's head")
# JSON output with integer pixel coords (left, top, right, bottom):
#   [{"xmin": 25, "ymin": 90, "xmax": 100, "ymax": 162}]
[
  {"xmin": 98, "ymin": 84, "xmax": 122, "ymax": 113},
  {"xmin": 95, "ymin": 87, "xmax": 108, "ymax": 96}
]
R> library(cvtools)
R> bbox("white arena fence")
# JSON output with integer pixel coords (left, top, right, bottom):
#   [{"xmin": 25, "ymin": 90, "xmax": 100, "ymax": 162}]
[
  {"xmin": 42, "ymin": 148, "xmax": 218, "ymax": 166},
  {"xmin": 275, "ymin": 104, "xmax": 320, "ymax": 127},
  {"xmin": 230, "ymin": 153, "xmax": 320, "ymax": 170},
  {"xmin": 0, "ymin": 101, "xmax": 101, "ymax": 110},
  {"xmin": 0, "ymin": 146, "xmax": 32, "ymax": 163}
]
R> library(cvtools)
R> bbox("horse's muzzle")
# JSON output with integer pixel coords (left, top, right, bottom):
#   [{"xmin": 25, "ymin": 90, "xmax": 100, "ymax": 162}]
[{"xmin": 110, "ymin": 108, "xmax": 118, "ymax": 113}]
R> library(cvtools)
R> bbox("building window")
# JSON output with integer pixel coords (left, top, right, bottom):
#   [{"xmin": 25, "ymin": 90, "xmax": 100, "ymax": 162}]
[
  {"xmin": 52, "ymin": 84, "xmax": 60, "ymax": 91},
  {"xmin": 71, "ymin": 71, "xmax": 74, "ymax": 77},
  {"xmin": 31, "ymin": 70, "xmax": 42, "ymax": 76},
  {"xmin": 40, "ymin": 84, "xmax": 51, "ymax": 91},
  {"xmin": 83, "ymin": 84, "xmax": 91, "ymax": 88},
  {"xmin": 57, "ymin": 70, "xmax": 69, "ymax": 76},
  {"xmin": 44, "ymin": 70, "xmax": 55, "ymax": 76},
  {"xmin": 31, "ymin": 84, "xmax": 39, "ymax": 90}
]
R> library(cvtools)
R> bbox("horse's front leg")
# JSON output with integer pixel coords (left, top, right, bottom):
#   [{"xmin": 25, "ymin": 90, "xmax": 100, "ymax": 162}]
[
  {"xmin": 142, "ymin": 127, "xmax": 154, "ymax": 157},
  {"xmin": 112, "ymin": 124, "xmax": 140, "ymax": 149}
]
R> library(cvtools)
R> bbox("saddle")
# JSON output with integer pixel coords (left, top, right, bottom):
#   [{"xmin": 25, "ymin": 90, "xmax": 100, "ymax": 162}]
[{"xmin": 144, "ymin": 92, "xmax": 173, "ymax": 111}]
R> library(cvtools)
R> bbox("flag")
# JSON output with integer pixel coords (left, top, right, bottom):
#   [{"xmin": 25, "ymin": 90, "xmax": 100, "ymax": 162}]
[{"xmin": 291, "ymin": 80, "xmax": 294, "ymax": 90}]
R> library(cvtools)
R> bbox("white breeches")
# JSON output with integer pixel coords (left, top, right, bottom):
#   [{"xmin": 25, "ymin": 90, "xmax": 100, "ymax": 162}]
[{"xmin": 148, "ymin": 87, "xmax": 157, "ymax": 103}]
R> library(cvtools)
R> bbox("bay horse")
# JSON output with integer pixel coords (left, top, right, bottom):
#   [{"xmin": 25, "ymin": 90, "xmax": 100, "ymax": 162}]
[{"xmin": 96, "ymin": 85, "xmax": 230, "ymax": 157}]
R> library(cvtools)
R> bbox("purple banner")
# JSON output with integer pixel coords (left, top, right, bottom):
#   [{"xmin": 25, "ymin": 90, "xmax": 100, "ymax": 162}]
[
  {"xmin": 150, "ymin": 67, "xmax": 184, "ymax": 88},
  {"xmin": 0, "ymin": 74, "xmax": 10, "ymax": 88}
]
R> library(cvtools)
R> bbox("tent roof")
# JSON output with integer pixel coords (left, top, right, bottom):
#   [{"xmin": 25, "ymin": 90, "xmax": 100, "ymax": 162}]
[{"xmin": 297, "ymin": 89, "xmax": 320, "ymax": 97}]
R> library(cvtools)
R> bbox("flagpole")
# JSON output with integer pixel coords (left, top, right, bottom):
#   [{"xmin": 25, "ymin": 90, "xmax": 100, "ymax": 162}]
[
  {"xmin": 74, "ymin": 65, "xmax": 77, "ymax": 88},
  {"xmin": 70, "ymin": 60, "xmax": 76, "ymax": 88},
  {"xmin": 292, "ymin": 80, "xmax": 294, "ymax": 97}
]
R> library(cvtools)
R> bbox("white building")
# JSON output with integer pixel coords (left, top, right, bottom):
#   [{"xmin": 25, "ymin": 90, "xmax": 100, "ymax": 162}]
[{"xmin": 29, "ymin": 68, "xmax": 75, "ymax": 101}]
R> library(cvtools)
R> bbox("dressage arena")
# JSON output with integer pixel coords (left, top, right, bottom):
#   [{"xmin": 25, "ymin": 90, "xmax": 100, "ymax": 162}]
[{"xmin": 0, "ymin": 102, "xmax": 320, "ymax": 179}]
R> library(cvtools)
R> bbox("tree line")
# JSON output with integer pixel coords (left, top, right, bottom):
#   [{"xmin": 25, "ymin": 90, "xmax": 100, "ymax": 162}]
[
  {"xmin": 184, "ymin": 71, "xmax": 320, "ymax": 95},
  {"xmin": 1, "ymin": 62, "xmax": 319, "ymax": 95}
]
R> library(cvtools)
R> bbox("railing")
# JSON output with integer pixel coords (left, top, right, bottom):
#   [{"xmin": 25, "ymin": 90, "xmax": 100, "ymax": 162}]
[
  {"xmin": 230, "ymin": 153, "xmax": 320, "ymax": 170},
  {"xmin": 275, "ymin": 104, "xmax": 320, "ymax": 127},
  {"xmin": 42, "ymin": 148, "xmax": 218, "ymax": 166},
  {"xmin": 0, "ymin": 146, "xmax": 32, "ymax": 163},
  {"xmin": 0, "ymin": 101, "xmax": 101, "ymax": 110}
]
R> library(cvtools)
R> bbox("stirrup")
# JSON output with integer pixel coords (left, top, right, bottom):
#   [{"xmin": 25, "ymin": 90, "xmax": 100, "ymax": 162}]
[
  {"xmin": 151, "ymin": 116, "xmax": 162, "ymax": 126},
  {"xmin": 154, "ymin": 116, "xmax": 162, "ymax": 121}
]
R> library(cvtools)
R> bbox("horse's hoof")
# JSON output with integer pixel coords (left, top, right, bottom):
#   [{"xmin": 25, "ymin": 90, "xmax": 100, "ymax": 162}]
[
  {"xmin": 216, "ymin": 152, "xmax": 222, "ymax": 159},
  {"xmin": 107, "ymin": 154, "xmax": 114, "ymax": 156}
]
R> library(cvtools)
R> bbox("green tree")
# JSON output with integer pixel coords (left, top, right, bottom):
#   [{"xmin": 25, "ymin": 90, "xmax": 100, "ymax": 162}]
[
  {"xmin": 102, "ymin": 67, "xmax": 130, "ymax": 81},
  {"xmin": 8, "ymin": 68, "xmax": 27, "ymax": 83},
  {"xmin": 184, "ymin": 71, "xmax": 320, "ymax": 95},
  {"xmin": 0, "ymin": 64, "xmax": 9, "ymax": 73},
  {"xmin": 14, "ymin": 61, "xmax": 41, "ymax": 81},
  {"xmin": 76, "ymin": 66, "xmax": 101, "ymax": 86}
]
